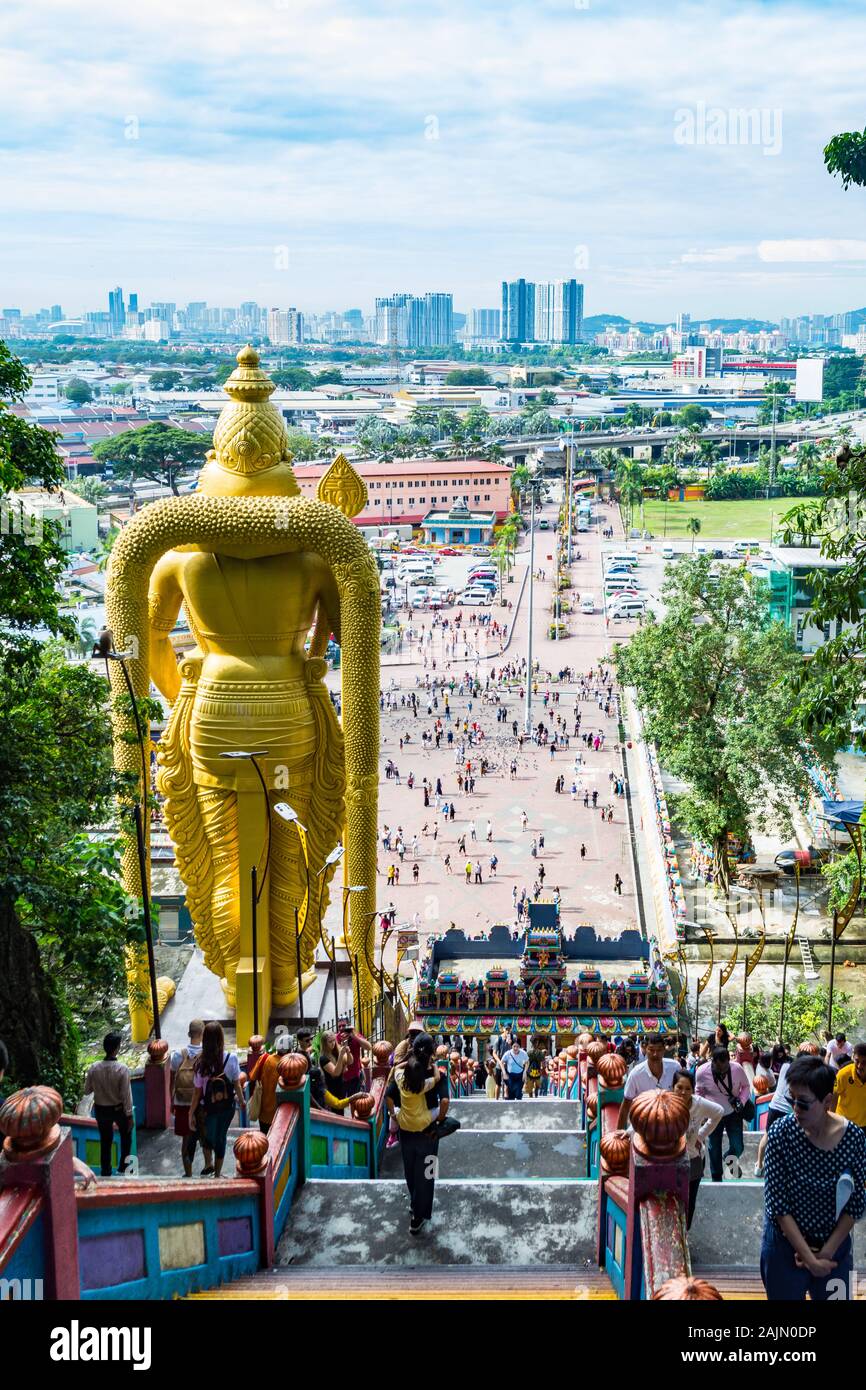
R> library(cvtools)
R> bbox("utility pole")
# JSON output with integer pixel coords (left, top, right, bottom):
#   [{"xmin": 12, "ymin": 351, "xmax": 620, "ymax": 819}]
[
  {"xmin": 566, "ymin": 421, "xmax": 574, "ymax": 565},
  {"xmin": 524, "ymin": 483, "xmax": 536, "ymax": 735},
  {"xmin": 769, "ymin": 390, "xmax": 778, "ymax": 490}
]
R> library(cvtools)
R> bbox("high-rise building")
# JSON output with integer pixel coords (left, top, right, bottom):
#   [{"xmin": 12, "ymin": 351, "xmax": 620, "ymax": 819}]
[
  {"xmin": 50, "ymin": 305, "xmax": 62, "ymax": 322},
  {"xmin": 501, "ymin": 280, "xmax": 535, "ymax": 342},
  {"xmin": 108, "ymin": 287, "xmax": 124, "ymax": 334},
  {"xmin": 374, "ymin": 293, "xmax": 452, "ymax": 348},
  {"xmin": 266, "ymin": 307, "xmax": 304, "ymax": 345},
  {"xmin": 676, "ymin": 311, "xmax": 691, "ymax": 335},
  {"xmin": 469, "ymin": 308, "xmax": 501, "ymax": 339},
  {"xmin": 149, "ymin": 302, "xmax": 176, "ymax": 331},
  {"xmin": 419, "ymin": 292, "xmax": 453, "ymax": 347},
  {"xmin": 534, "ymin": 280, "xmax": 583, "ymax": 343},
  {"xmin": 127, "ymin": 293, "xmax": 138, "ymax": 315}
]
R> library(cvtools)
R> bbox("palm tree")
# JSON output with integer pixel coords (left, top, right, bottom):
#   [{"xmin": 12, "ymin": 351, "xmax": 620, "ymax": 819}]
[
  {"xmin": 697, "ymin": 439, "xmax": 721, "ymax": 481},
  {"xmin": 686, "ymin": 516, "xmax": 701, "ymax": 551},
  {"xmin": 797, "ymin": 441, "xmax": 821, "ymax": 477},
  {"xmin": 75, "ymin": 614, "xmax": 99, "ymax": 659},
  {"xmin": 97, "ymin": 526, "xmax": 120, "ymax": 572}
]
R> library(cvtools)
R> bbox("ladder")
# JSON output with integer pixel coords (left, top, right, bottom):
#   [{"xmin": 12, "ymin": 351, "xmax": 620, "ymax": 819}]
[{"xmin": 797, "ymin": 934, "xmax": 819, "ymax": 980}]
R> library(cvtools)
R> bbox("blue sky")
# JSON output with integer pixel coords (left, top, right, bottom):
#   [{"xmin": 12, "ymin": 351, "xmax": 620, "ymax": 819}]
[{"xmin": 2, "ymin": 0, "xmax": 866, "ymax": 322}]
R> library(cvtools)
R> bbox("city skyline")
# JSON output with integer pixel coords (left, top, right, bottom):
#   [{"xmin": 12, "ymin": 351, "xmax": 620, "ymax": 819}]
[{"xmin": 3, "ymin": 1, "xmax": 866, "ymax": 319}]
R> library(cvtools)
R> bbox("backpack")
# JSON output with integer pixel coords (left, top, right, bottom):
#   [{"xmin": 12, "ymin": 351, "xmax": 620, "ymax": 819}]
[
  {"xmin": 173, "ymin": 1048, "xmax": 196, "ymax": 1106},
  {"xmin": 203, "ymin": 1057, "xmax": 235, "ymax": 1114}
]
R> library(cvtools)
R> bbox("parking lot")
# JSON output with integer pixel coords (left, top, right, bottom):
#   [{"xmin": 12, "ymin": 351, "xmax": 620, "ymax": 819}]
[
  {"xmin": 379, "ymin": 546, "xmax": 503, "ymax": 614},
  {"xmin": 600, "ymin": 538, "xmax": 775, "ymax": 625}
]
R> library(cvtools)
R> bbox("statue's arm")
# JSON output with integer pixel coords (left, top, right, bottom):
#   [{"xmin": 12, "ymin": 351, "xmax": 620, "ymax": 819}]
[
  {"xmin": 148, "ymin": 552, "xmax": 184, "ymax": 703},
  {"xmin": 310, "ymin": 562, "xmax": 342, "ymax": 656}
]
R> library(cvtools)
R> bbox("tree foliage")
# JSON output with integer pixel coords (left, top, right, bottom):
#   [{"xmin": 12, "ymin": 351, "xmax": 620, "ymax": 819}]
[
  {"xmin": 614, "ymin": 557, "xmax": 815, "ymax": 891},
  {"xmin": 824, "ymin": 127, "xmax": 866, "ymax": 189},
  {"xmin": 724, "ymin": 984, "xmax": 858, "ymax": 1048},
  {"xmin": 0, "ymin": 340, "xmax": 137, "ymax": 1098},
  {"xmin": 782, "ymin": 436, "xmax": 866, "ymax": 751},
  {"xmin": 92, "ymin": 421, "xmax": 211, "ymax": 495}
]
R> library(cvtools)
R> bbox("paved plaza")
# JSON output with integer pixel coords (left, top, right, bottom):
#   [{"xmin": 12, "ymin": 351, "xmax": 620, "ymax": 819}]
[{"xmin": 324, "ymin": 492, "xmax": 651, "ymax": 978}]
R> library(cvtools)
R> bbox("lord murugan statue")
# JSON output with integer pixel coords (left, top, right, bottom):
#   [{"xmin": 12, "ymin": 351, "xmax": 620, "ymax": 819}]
[{"xmin": 105, "ymin": 346, "xmax": 380, "ymax": 1041}]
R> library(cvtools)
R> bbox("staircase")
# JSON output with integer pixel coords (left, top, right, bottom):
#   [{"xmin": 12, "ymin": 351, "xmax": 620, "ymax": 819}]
[
  {"xmin": 187, "ymin": 1098, "xmax": 613, "ymax": 1298},
  {"xmin": 184, "ymin": 1097, "xmax": 778, "ymax": 1298}
]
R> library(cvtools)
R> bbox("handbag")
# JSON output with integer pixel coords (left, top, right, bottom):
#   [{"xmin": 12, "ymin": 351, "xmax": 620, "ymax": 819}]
[
  {"xmin": 719, "ymin": 1068, "xmax": 755, "ymax": 1122},
  {"xmin": 428, "ymin": 1115, "xmax": 461, "ymax": 1140},
  {"xmin": 247, "ymin": 1081, "xmax": 263, "ymax": 1122}
]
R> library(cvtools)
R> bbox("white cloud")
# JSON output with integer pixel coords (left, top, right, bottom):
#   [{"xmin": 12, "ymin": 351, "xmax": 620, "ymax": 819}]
[
  {"xmin": 680, "ymin": 246, "xmax": 754, "ymax": 264},
  {"xmin": 2, "ymin": 0, "xmax": 866, "ymax": 316},
  {"xmin": 758, "ymin": 239, "xmax": 866, "ymax": 263}
]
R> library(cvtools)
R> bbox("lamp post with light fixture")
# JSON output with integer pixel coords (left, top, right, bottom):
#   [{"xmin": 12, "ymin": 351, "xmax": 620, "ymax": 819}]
[
  {"xmin": 273, "ymin": 802, "xmax": 311, "ymax": 1023},
  {"xmin": 93, "ymin": 628, "xmax": 162, "ymax": 1041},
  {"xmin": 218, "ymin": 750, "xmax": 272, "ymax": 1038}
]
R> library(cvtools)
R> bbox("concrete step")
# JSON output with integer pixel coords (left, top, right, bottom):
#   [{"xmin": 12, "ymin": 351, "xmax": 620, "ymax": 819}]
[
  {"xmin": 446, "ymin": 1098, "xmax": 581, "ymax": 1131},
  {"xmin": 277, "ymin": 1177, "xmax": 597, "ymax": 1267},
  {"xmin": 379, "ymin": 1124, "xmax": 587, "ymax": 1179},
  {"xmin": 380, "ymin": 1117, "xmax": 589, "ymax": 1173},
  {"xmin": 186, "ymin": 1265, "xmax": 616, "ymax": 1299}
]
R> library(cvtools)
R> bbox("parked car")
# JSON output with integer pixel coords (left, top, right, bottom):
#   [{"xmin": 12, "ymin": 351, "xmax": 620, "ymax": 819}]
[
  {"xmin": 471, "ymin": 545, "xmax": 491, "ymax": 555},
  {"xmin": 459, "ymin": 587, "xmax": 493, "ymax": 606},
  {"xmin": 661, "ymin": 545, "xmax": 676, "ymax": 561},
  {"xmin": 438, "ymin": 547, "xmax": 460, "ymax": 556},
  {"xmin": 609, "ymin": 597, "xmax": 647, "ymax": 620}
]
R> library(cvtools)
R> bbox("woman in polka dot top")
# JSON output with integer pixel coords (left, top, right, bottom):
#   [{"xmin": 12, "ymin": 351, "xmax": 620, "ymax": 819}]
[{"xmin": 762, "ymin": 1054, "xmax": 866, "ymax": 1301}]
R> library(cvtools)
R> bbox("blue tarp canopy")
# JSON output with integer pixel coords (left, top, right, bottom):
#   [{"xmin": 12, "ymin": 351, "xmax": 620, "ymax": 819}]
[{"xmin": 822, "ymin": 799, "xmax": 864, "ymax": 826}]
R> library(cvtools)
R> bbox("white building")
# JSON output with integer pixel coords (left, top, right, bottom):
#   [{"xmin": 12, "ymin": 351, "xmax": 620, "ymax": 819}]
[{"xmin": 266, "ymin": 307, "xmax": 304, "ymax": 345}]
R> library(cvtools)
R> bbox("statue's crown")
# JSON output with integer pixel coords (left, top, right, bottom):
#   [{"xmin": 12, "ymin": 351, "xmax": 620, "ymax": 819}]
[{"xmin": 204, "ymin": 344, "xmax": 299, "ymax": 493}]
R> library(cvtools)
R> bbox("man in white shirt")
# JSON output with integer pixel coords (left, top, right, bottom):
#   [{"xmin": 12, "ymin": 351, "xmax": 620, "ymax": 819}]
[
  {"xmin": 825, "ymin": 1033, "xmax": 853, "ymax": 1073},
  {"xmin": 502, "ymin": 1040, "xmax": 530, "ymax": 1100},
  {"xmin": 617, "ymin": 1036, "xmax": 679, "ymax": 1128}
]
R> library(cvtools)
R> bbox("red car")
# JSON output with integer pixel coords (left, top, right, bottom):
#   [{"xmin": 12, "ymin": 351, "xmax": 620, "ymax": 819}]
[{"xmin": 438, "ymin": 547, "xmax": 460, "ymax": 556}]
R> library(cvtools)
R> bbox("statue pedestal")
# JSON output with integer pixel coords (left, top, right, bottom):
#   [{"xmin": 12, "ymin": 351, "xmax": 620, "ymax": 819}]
[{"xmin": 235, "ymin": 955, "xmax": 271, "ymax": 1044}]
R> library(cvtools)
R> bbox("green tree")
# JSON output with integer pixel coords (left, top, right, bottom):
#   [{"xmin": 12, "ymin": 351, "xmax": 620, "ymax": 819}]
[
  {"xmin": 92, "ymin": 421, "xmax": 211, "ymax": 496},
  {"xmin": 147, "ymin": 369, "xmax": 183, "ymax": 391},
  {"xmin": 444, "ymin": 368, "xmax": 490, "ymax": 385},
  {"xmin": 824, "ymin": 127, "xmax": 866, "ymax": 189},
  {"xmin": 782, "ymin": 436, "xmax": 866, "ymax": 751},
  {"xmin": 271, "ymin": 366, "xmax": 314, "ymax": 390},
  {"xmin": 284, "ymin": 428, "xmax": 319, "ymax": 462},
  {"xmin": 66, "ymin": 475, "xmax": 108, "ymax": 505},
  {"xmin": 697, "ymin": 438, "xmax": 721, "ymax": 480},
  {"xmin": 64, "ymin": 377, "xmax": 93, "ymax": 404},
  {"xmin": 614, "ymin": 557, "xmax": 814, "ymax": 892},
  {"xmin": 0, "ymin": 341, "xmax": 135, "ymax": 1097},
  {"xmin": 686, "ymin": 515, "xmax": 701, "ymax": 549},
  {"xmin": 724, "ymin": 984, "xmax": 858, "ymax": 1048},
  {"xmin": 676, "ymin": 404, "xmax": 710, "ymax": 430}
]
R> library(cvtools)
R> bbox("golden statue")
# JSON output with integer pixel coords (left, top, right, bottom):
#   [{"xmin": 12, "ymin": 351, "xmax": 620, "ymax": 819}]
[{"xmin": 105, "ymin": 347, "xmax": 380, "ymax": 1041}]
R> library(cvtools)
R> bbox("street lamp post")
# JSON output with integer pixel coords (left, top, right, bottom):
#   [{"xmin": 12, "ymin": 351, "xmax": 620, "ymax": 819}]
[
  {"xmin": 524, "ymin": 482, "xmax": 537, "ymax": 735},
  {"xmin": 94, "ymin": 629, "xmax": 161, "ymax": 1041},
  {"xmin": 316, "ymin": 843, "xmax": 346, "ymax": 1023},
  {"xmin": 274, "ymin": 803, "xmax": 311, "ymax": 1024},
  {"xmin": 219, "ymin": 750, "xmax": 272, "ymax": 1038}
]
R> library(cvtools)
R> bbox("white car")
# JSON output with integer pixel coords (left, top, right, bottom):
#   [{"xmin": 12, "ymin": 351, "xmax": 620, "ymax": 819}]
[
  {"xmin": 609, "ymin": 597, "xmax": 647, "ymax": 620},
  {"xmin": 580, "ymin": 594, "xmax": 595, "ymax": 614},
  {"xmin": 459, "ymin": 588, "xmax": 493, "ymax": 606}
]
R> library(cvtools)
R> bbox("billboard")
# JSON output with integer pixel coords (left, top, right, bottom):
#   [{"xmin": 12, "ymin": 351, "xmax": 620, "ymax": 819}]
[{"xmin": 795, "ymin": 357, "xmax": 824, "ymax": 403}]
